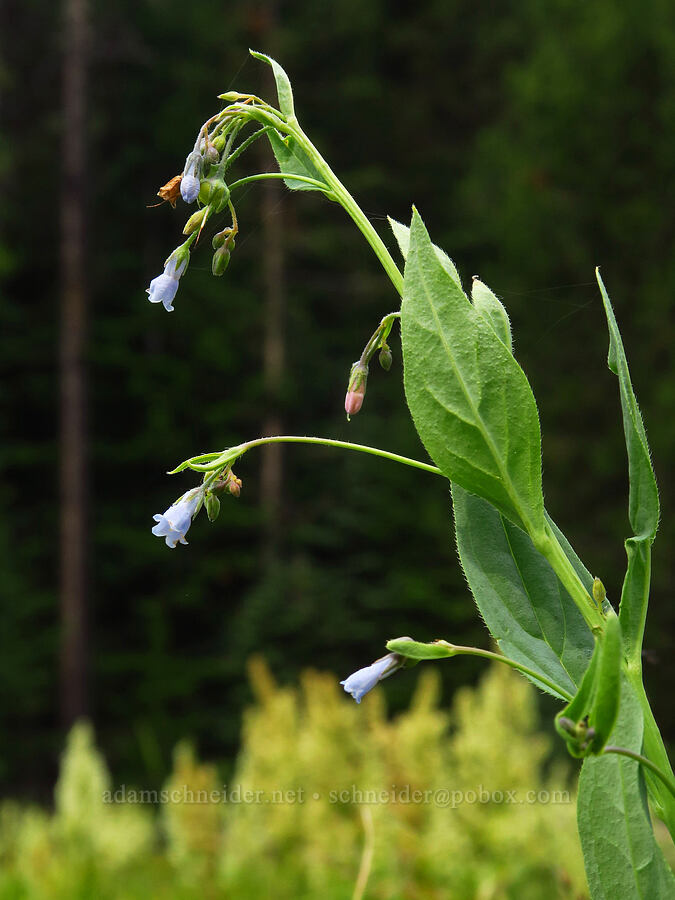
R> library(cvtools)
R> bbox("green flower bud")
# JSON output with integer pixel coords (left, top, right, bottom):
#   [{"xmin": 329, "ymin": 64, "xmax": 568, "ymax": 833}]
[
  {"xmin": 378, "ymin": 344, "xmax": 392, "ymax": 371},
  {"xmin": 556, "ymin": 717, "xmax": 580, "ymax": 738},
  {"xmin": 205, "ymin": 492, "xmax": 221, "ymax": 522},
  {"xmin": 183, "ymin": 206, "xmax": 211, "ymax": 236},
  {"xmin": 212, "ymin": 246, "xmax": 231, "ymax": 276},
  {"xmin": 199, "ymin": 175, "xmax": 230, "ymax": 212},
  {"xmin": 592, "ymin": 577, "xmax": 606, "ymax": 607},
  {"xmin": 211, "ymin": 135, "xmax": 226, "ymax": 152},
  {"xmin": 212, "ymin": 227, "xmax": 235, "ymax": 250}
]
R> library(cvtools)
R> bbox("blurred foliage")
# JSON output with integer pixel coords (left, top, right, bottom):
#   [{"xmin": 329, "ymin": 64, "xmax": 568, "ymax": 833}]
[
  {"xmin": 0, "ymin": 663, "xmax": 596, "ymax": 899},
  {"xmin": 0, "ymin": 0, "xmax": 673, "ymax": 795}
]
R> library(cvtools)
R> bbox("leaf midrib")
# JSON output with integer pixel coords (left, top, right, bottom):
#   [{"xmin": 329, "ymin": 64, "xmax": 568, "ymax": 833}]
[{"xmin": 410, "ymin": 248, "xmax": 534, "ymax": 532}]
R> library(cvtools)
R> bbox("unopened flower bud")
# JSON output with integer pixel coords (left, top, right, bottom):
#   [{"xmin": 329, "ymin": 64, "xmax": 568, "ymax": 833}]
[
  {"xmin": 180, "ymin": 173, "xmax": 200, "ymax": 204},
  {"xmin": 212, "ymin": 135, "xmax": 226, "ymax": 152},
  {"xmin": 212, "ymin": 246, "xmax": 231, "ymax": 276},
  {"xmin": 181, "ymin": 151, "xmax": 203, "ymax": 204},
  {"xmin": 199, "ymin": 176, "xmax": 230, "ymax": 212},
  {"xmin": 204, "ymin": 492, "xmax": 221, "ymax": 522},
  {"xmin": 378, "ymin": 344, "xmax": 392, "ymax": 371},
  {"xmin": 213, "ymin": 469, "xmax": 242, "ymax": 498},
  {"xmin": 592, "ymin": 577, "xmax": 606, "ymax": 607},
  {"xmin": 227, "ymin": 474, "xmax": 242, "ymax": 498},
  {"xmin": 212, "ymin": 227, "xmax": 235, "ymax": 250},
  {"xmin": 557, "ymin": 717, "xmax": 579, "ymax": 737},
  {"xmin": 205, "ymin": 144, "xmax": 220, "ymax": 165},
  {"xmin": 183, "ymin": 206, "xmax": 211, "ymax": 236},
  {"xmin": 344, "ymin": 362, "xmax": 368, "ymax": 419}
]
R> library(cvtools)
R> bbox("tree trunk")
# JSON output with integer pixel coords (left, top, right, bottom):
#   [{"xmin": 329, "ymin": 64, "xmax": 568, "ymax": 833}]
[
  {"xmin": 253, "ymin": 7, "xmax": 286, "ymax": 567},
  {"xmin": 59, "ymin": 0, "xmax": 89, "ymax": 725}
]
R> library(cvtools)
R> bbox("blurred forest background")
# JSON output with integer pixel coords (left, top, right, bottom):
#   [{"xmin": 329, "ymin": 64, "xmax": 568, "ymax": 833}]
[{"xmin": 1, "ymin": 0, "xmax": 674, "ymax": 836}]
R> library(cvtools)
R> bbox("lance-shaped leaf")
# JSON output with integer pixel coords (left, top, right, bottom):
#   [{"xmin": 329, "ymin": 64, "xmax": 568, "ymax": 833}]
[
  {"xmin": 577, "ymin": 681, "xmax": 675, "ymax": 899},
  {"xmin": 248, "ymin": 51, "xmax": 327, "ymax": 192},
  {"xmin": 249, "ymin": 50, "xmax": 296, "ymax": 121},
  {"xmin": 401, "ymin": 209, "xmax": 545, "ymax": 535},
  {"xmin": 598, "ymin": 269, "xmax": 659, "ymax": 540},
  {"xmin": 453, "ymin": 484, "xmax": 594, "ymax": 699},
  {"xmin": 597, "ymin": 270, "xmax": 659, "ymax": 661}
]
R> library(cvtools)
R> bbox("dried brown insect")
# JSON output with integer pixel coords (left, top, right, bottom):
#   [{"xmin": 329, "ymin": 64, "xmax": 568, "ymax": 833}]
[{"xmin": 148, "ymin": 175, "xmax": 183, "ymax": 209}]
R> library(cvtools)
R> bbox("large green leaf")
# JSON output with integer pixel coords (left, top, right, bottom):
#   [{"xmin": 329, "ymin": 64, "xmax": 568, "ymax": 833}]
[
  {"xmin": 453, "ymin": 484, "xmax": 593, "ymax": 699},
  {"xmin": 577, "ymin": 681, "xmax": 675, "ymax": 899},
  {"xmin": 596, "ymin": 270, "xmax": 659, "ymax": 661},
  {"xmin": 401, "ymin": 209, "xmax": 545, "ymax": 534}
]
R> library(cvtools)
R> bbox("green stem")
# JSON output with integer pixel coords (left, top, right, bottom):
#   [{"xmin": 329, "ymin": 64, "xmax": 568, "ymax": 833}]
[
  {"xmin": 534, "ymin": 523, "xmax": 604, "ymax": 632},
  {"xmin": 352, "ymin": 806, "xmax": 375, "ymax": 900},
  {"xmin": 289, "ymin": 123, "xmax": 404, "ymax": 297},
  {"xmin": 436, "ymin": 642, "xmax": 573, "ymax": 701},
  {"xmin": 184, "ymin": 435, "xmax": 444, "ymax": 477},
  {"xmin": 603, "ymin": 746, "xmax": 675, "ymax": 800},
  {"xmin": 220, "ymin": 101, "xmax": 403, "ymax": 294},
  {"xmin": 627, "ymin": 671, "xmax": 675, "ymax": 835},
  {"xmin": 228, "ymin": 172, "xmax": 335, "ymax": 194},
  {"xmin": 359, "ymin": 312, "xmax": 401, "ymax": 365}
]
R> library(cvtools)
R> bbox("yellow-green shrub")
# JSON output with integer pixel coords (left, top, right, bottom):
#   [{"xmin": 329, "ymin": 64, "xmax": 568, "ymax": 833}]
[
  {"xmin": 221, "ymin": 660, "xmax": 586, "ymax": 899},
  {"xmin": 0, "ymin": 663, "xmax": 592, "ymax": 899}
]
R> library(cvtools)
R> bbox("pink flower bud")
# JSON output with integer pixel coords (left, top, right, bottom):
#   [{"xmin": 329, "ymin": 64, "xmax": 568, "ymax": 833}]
[
  {"xmin": 344, "ymin": 389, "xmax": 364, "ymax": 416},
  {"xmin": 344, "ymin": 361, "xmax": 368, "ymax": 419}
]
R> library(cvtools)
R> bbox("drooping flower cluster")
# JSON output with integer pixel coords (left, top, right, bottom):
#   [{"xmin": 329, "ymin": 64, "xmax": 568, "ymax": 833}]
[
  {"xmin": 151, "ymin": 468, "xmax": 243, "ymax": 548},
  {"xmin": 343, "ymin": 313, "xmax": 398, "ymax": 419},
  {"xmin": 145, "ymin": 106, "xmax": 247, "ymax": 312}
]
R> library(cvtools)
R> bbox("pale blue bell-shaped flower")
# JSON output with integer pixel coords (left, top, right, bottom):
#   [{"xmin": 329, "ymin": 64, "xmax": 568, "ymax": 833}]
[
  {"xmin": 151, "ymin": 487, "xmax": 202, "ymax": 548},
  {"xmin": 146, "ymin": 255, "xmax": 188, "ymax": 312},
  {"xmin": 180, "ymin": 173, "xmax": 200, "ymax": 204},
  {"xmin": 340, "ymin": 653, "xmax": 402, "ymax": 703}
]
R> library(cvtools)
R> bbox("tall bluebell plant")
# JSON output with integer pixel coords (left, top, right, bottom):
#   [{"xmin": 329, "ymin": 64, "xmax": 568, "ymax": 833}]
[{"xmin": 145, "ymin": 51, "xmax": 675, "ymax": 897}]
